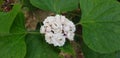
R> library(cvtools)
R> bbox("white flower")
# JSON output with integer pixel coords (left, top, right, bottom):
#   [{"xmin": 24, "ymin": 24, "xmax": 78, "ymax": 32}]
[
  {"xmin": 46, "ymin": 26, "xmax": 52, "ymax": 32},
  {"xmin": 45, "ymin": 33, "xmax": 65, "ymax": 47},
  {"xmin": 67, "ymin": 32, "xmax": 75, "ymax": 41},
  {"xmin": 40, "ymin": 14, "xmax": 76, "ymax": 47},
  {"xmin": 45, "ymin": 32, "xmax": 53, "ymax": 44},
  {"xmin": 52, "ymin": 33, "xmax": 65, "ymax": 46},
  {"xmin": 40, "ymin": 26, "xmax": 45, "ymax": 33},
  {"xmin": 63, "ymin": 26, "xmax": 70, "ymax": 32}
]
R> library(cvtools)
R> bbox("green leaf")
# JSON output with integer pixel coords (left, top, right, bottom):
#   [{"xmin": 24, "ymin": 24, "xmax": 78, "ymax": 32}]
[
  {"xmin": 80, "ymin": 0, "xmax": 116, "ymax": 17},
  {"xmin": 0, "ymin": 4, "xmax": 21, "ymax": 33},
  {"xmin": 23, "ymin": 0, "xmax": 37, "ymax": 11},
  {"xmin": 75, "ymin": 35, "xmax": 120, "ymax": 58},
  {"xmin": 0, "ymin": 0, "xmax": 4, "ymax": 11},
  {"xmin": 0, "ymin": 34, "xmax": 26, "ymax": 58},
  {"xmin": 30, "ymin": 0, "xmax": 79, "ymax": 13},
  {"xmin": 81, "ymin": 41, "xmax": 116, "ymax": 58},
  {"xmin": 0, "ymin": 12, "xmax": 26, "ymax": 58},
  {"xmin": 10, "ymin": 12, "xmax": 26, "ymax": 33},
  {"xmin": 80, "ymin": 0, "xmax": 120, "ymax": 53},
  {"xmin": 116, "ymin": 51, "xmax": 120, "ymax": 58},
  {"xmin": 25, "ymin": 33, "xmax": 60, "ymax": 58}
]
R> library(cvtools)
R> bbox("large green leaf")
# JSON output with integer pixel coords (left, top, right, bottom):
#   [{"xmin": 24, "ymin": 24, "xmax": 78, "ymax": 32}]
[
  {"xmin": 30, "ymin": 0, "xmax": 79, "ymax": 13},
  {"xmin": 116, "ymin": 51, "xmax": 120, "ymax": 58},
  {"xmin": 0, "ymin": 4, "xmax": 21, "ymax": 33},
  {"xmin": 80, "ymin": 0, "xmax": 116, "ymax": 17},
  {"xmin": 80, "ymin": 0, "xmax": 120, "ymax": 53},
  {"xmin": 0, "ymin": 34, "xmax": 26, "ymax": 58},
  {"xmin": 81, "ymin": 41, "xmax": 116, "ymax": 58},
  {"xmin": 0, "ymin": 12, "xmax": 26, "ymax": 58},
  {"xmin": 75, "ymin": 35, "xmax": 120, "ymax": 58},
  {"xmin": 25, "ymin": 33, "xmax": 60, "ymax": 58}
]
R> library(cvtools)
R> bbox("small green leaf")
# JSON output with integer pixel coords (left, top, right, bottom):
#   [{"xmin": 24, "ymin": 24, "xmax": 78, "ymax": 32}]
[
  {"xmin": 23, "ymin": 0, "xmax": 37, "ymax": 11},
  {"xmin": 25, "ymin": 33, "xmax": 60, "ymax": 58},
  {"xmin": 0, "ymin": 4, "xmax": 21, "ymax": 33},
  {"xmin": 80, "ymin": 0, "xmax": 120, "ymax": 53},
  {"xmin": 10, "ymin": 12, "xmax": 26, "ymax": 33},
  {"xmin": 30, "ymin": 0, "xmax": 79, "ymax": 13},
  {"xmin": 0, "ymin": 0, "xmax": 4, "ymax": 11}
]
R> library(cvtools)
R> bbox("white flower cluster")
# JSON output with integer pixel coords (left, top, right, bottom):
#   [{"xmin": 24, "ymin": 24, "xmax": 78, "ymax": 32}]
[{"xmin": 40, "ymin": 15, "xmax": 76, "ymax": 47}]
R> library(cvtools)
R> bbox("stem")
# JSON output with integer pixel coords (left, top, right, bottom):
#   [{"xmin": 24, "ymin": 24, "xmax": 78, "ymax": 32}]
[
  {"xmin": 28, "ymin": 31, "xmax": 40, "ymax": 34},
  {"xmin": 75, "ymin": 23, "xmax": 81, "ymax": 26}
]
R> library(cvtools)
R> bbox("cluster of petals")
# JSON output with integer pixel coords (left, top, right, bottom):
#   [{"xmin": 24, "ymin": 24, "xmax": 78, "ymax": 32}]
[{"xmin": 40, "ymin": 15, "xmax": 76, "ymax": 46}]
